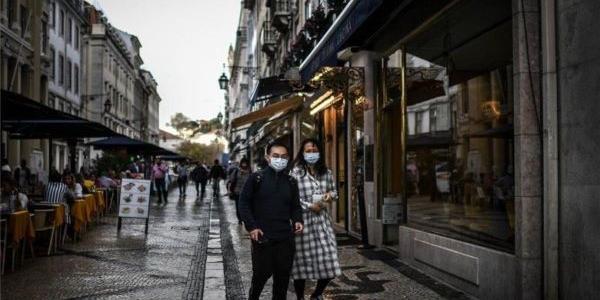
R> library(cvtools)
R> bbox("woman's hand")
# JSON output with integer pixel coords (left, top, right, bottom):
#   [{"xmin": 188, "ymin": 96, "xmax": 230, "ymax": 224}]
[{"xmin": 310, "ymin": 203, "xmax": 322, "ymax": 213}]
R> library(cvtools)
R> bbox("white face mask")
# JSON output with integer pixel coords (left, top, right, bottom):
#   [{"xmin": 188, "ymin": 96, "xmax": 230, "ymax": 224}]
[
  {"xmin": 269, "ymin": 157, "xmax": 288, "ymax": 172},
  {"xmin": 304, "ymin": 152, "xmax": 320, "ymax": 164}
]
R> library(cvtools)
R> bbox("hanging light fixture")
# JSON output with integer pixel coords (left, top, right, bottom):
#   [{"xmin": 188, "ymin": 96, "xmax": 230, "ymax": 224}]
[{"xmin": 218, "ymin": 73, "xmax": 229, "ymax": 90}]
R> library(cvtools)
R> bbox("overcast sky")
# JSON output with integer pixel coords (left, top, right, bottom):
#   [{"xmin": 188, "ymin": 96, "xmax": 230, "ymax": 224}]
[{"xmin": 89, "ymin": 0, "xmax": 240, "ymax": 132}]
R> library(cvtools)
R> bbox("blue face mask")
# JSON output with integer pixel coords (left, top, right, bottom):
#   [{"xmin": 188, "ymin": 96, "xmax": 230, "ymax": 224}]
[
  {"xmin": 269, "ymin": 158, "xmax": 288, "ymax": 172},
  {"xmin": 304, "ymin": 152, "xmax": 320, "ymax": 164}
]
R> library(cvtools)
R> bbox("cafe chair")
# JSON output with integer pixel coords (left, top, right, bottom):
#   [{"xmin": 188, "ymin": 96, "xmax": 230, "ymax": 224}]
[
  {"xmin": 7, "ymin": 212, "xmax": 35, "ymax": 271},
  {"xmin": 33, "ymin": 209, "xmax": 56, "ymax": 256}
]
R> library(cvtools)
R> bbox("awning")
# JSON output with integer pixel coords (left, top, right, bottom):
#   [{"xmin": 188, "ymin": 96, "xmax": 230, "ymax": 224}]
[
  {"xmin": 231, "ymin": 96, "xmax": 303, "ymax": 129},
  {"xmin": 249, "ymin": 76, "xmax": 293, "ymax": 105},
  {"xmin": 1, "ymin": 90, "xmax": 117, "ymax": 139},
  {"xmin": 299, "ymin": 0, "xmax": 384, "ymax": 81},
  {"xmin": 87, "ymin": 136, "xmax": 179, "ymax": 156}
]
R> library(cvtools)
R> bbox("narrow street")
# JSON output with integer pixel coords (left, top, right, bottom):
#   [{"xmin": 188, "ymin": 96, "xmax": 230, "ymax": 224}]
[{"xmin": 1, "ymin": 184, "xmax": 468, "ymax": 300}]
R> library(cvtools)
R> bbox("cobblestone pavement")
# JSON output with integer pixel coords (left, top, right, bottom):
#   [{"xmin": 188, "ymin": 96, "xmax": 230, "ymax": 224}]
[
  {"xmin": 1, "ymin": 183, "xmax": 471, "ymax": 300},
  {"xmin": 1, "ymin": 184, "xmax": 212, "ymax": 300},
  {"xmin": 218, "ymin": 191, "xmax": 471, "ymax": 300}
]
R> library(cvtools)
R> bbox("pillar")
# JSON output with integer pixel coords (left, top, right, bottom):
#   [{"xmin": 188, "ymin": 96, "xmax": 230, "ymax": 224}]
[
  {"xmin": 350, "ymin": 51, "xmax": 382, "ymax": 246},
  {"xmin": 512, "ymin": 0, "xmax": 543, "ymax": 299}
]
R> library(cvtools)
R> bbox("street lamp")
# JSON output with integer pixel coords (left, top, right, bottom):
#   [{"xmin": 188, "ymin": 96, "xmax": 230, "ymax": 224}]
[
  {"xmin": 217, "ymin": 112, "xmax": 223, "ymax": 123},
  {"xmin": 218, "ymin": 73, "xmax": 229, "ymax": 90}
]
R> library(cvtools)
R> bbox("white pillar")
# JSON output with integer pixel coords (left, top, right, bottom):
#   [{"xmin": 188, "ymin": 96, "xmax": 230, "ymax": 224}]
[{"xmin": 350, "ymin": 51, "xmax": 382, "ymax": 246}]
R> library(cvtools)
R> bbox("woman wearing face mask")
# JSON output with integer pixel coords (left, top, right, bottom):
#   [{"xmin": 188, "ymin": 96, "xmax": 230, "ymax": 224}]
[{"xmin": 290, "ymin": 138, "xmax": 341, "ymax": 300}]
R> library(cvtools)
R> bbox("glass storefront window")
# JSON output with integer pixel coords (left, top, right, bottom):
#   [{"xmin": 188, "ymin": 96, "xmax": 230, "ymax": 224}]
[{"xmin": 400, "ymin": 52, "xmax": 515, "ymax": 251}]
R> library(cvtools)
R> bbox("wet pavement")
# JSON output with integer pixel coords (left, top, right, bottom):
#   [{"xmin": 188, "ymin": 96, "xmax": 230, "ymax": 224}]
[{"xmin": 1, "ymin": 183, "xmax": 470, "ymax": 300}]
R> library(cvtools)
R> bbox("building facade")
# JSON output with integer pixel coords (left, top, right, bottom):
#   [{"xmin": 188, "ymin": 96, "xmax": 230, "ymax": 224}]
[
  {"xmin": 1, "ymin": 1, "xmax": 161, "ymax": 177},
  {"xmin": 82, "ymin": 4, "xmax": 139, "ymax": 139},
  {"xmin": 225, "ymin": 0, "xmax": 600, "ymax": 298},
  {"xmin": 1, "ymin": 0, "xmax": 50, "ymax": 173},
  {"xmin": 47, "ymin": 0, "xmax": 86, "ymax": 171},
  {"xmin": 141, "ymin": 69, "xmax": 160, "ymax": 145}
]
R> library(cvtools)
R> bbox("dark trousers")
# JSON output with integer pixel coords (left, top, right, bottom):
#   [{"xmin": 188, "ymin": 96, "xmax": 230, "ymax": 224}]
[
  {"xmin": 212, "ymin": 179, "xmax": 220, "ymax": 197},
  {"xmin": 249, "ymin": 237, "xmax": 295, "ymax": 300},
  {"xmin": 177, "ymin": 176, "xmax": 188, "ymax": 195},
  {"xmin": 194, "ymin": 180, "xmax": 207, "ymax": 198},
  {"xmin": 233, "ymin": 194, "xmax": 241, "ymax": 222},
  {"xmin": 154, "ymin": 178, "xmax": 168, "ymax": 203}
]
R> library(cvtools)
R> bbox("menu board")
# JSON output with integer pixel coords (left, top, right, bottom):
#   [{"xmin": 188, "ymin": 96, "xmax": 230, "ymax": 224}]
[{"xmin": 118, "ymin": 179, "xmax": 151, "ymax": 219}]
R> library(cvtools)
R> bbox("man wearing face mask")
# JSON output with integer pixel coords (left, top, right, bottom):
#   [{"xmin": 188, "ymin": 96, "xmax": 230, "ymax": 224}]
[{"xmin": 238, "ymin": 142, "xmax": 304, "ymax": 300}]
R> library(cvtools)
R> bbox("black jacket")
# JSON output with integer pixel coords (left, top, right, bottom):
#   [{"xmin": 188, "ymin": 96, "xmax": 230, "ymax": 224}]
[
  {"xmin": 239, "ymin": 167, "xmax": 303, "ymax": 241},
  {"xmin": 209, "ymin": 165, "xmax": 225, "ymax": 180}
]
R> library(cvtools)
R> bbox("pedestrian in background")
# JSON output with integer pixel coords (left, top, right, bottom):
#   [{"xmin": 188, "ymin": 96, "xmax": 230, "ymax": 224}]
[
  {"xmin": 229, "ymin": 158, "xmax": 251, "ymax": 224},
  {"xmin": 176, "ymin": 162, "xmax": 189, "ymax": 197},
  {"xmin": 239, "ymin": 142, "xmax": 304, "ymax": 300},
  {"xmin": 209, "ymin": 159, "xmax": 225, "ymax": 198},
  {"xmin": 152, "ymin": 159, "xmax": 169, "ymax": 204},
  {"xmin": 190, "ymin": 161, "xmax": 209, "ymax": 199},
  {"xmin": 290, "ymin": 138, "xmax": 341, "ymax": 300},
  {"xmin": 13, "ymin": 159, "xmax": 31, "ymax": 190}
]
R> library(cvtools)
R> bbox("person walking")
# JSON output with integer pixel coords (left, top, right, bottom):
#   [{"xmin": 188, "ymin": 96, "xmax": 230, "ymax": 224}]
[
  {"xmin": 176, "ymin": 162, "xmax": 189, "ymax": 197},
  {"xmin": 209, "ymin": 159, "xmax": 225, "ymax": 198},
  {"xmin": 152, "ymin": 159, "xmax": 169, "ymax": 204},
  {"xmin": 13, "ymin": 159, "xmax": 31, "ymax": 191},
  {"xmin": 190, "ymin": 161, "xmax": 209, "ymax": 199},
  {"xmin": 290, "ymin": 139, "xmax": 342, "ymax": 300},
  {"xmin": 239, "ymin": 142, "xmax": 304, "ymax": 300},
  {"xmin": 229, "ymin": 158, "xmax": 251, "ymax": 224}
]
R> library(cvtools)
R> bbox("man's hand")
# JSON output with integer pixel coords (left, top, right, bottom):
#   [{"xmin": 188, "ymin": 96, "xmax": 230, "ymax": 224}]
[
  {"xmin": 249, "ymin": 229, "xmax": 263, "ymax": 241},
  {"xmin": 294, "ymin": 222, "xmax": 304, "ymax": 234}
]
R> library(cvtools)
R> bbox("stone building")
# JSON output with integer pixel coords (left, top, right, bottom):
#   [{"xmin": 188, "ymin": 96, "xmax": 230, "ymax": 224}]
[
  {"xmin": 141, "ymin": 69, "xmax": 160, "ymax": 145},
  {"xmin": 226, "ymin": 0, "xmax": 600, "ymax": 298},
  {"xmin": 1, "ymin": 0, "xmax": 51, "ymax": 171},
  {"xmin": 47, "ymin": 0, "xmax": 86, "ymax": 171},
  {"xmin": 82, "ymin": 3, "xmax": 139, "ymax": 139}
]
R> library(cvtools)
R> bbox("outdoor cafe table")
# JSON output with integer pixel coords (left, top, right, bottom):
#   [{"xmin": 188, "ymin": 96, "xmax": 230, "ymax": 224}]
[
  {"xmin": 94, "ymin": 190, "xmax": 105, "ymax": 212},
  {"xmin": 32, "ymin": 203, "xmax": 65, "ymax": 227},
  {"xmin": 71, "ymin": 200, "xmax": 87, "ymax": 233},
  {"xmin": 8, "ymin": 211, "xmax": 35, "ymax": 244},
  {"xmin": 82, "ymin": 194, "xmax": 96, "ymax": 222}
]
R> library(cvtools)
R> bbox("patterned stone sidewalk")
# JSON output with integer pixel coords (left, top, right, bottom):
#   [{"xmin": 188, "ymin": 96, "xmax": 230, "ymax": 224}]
[
  {"xmin": 1, "ymin": 185, "xmax": 212, "ymax": 300},
  {"xmin": 0, "ymin": 183, "xmax": 471, "ymax": 300},
  {"xmin": 218, "ymin": 193, "xmax": 471, "ymax": 300}
]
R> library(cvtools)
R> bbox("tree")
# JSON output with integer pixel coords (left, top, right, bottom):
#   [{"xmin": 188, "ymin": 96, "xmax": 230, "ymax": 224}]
[
  {"xmin": 177, "ymin": 140, "xmax": 222, "ymax": 163},
  {"xmin": 167, "ymin": 112, "xmax": 224, "ymax": 138}
]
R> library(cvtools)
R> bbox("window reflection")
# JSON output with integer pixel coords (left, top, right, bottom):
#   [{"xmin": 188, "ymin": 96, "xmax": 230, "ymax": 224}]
[{"xmin": 403, "ymin": 54, "xmax": 515, "ymax": 251}]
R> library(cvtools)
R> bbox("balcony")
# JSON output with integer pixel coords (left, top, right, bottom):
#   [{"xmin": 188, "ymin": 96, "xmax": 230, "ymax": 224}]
[
  {"xmin": 261, "ymin": 21, "xmax": 276, "ymax": 57},
  {"xmin": 237, "ymin": 26, "xmax": 247, "ymax": 43},
  {"xmin": 269, "ymin": 0, "xmax": 291, "ymax": 34}
]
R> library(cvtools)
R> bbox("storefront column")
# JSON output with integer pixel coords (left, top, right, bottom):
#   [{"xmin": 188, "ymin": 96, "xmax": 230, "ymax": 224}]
[
  {"xmin": 292, "ymin": 112, "xmax": 301, "ymax": 155},
  {"xmin": 350, "ymin": 51, "xmax": 382, "ymax": 246},
  {"xmin": 513, "ymin": 0, "xmax": 543, "ymax": 299}
]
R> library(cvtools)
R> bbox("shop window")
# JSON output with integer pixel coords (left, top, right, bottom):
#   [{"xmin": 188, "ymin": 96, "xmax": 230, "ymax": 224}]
[{"xmin": 401, "ymin": 53, "xmax": 515, "ymax": 251}]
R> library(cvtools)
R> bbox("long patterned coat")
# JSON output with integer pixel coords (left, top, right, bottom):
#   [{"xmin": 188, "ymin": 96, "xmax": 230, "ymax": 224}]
[{"xmin": 290, "ymin": 166, "xmax": 342, "ymax": 280}]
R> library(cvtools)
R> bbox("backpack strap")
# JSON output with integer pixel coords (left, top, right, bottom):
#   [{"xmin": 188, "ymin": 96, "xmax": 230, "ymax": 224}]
[{"xmin": 253, "ymin": 170, "xmax": 264, "ymax": 191}]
